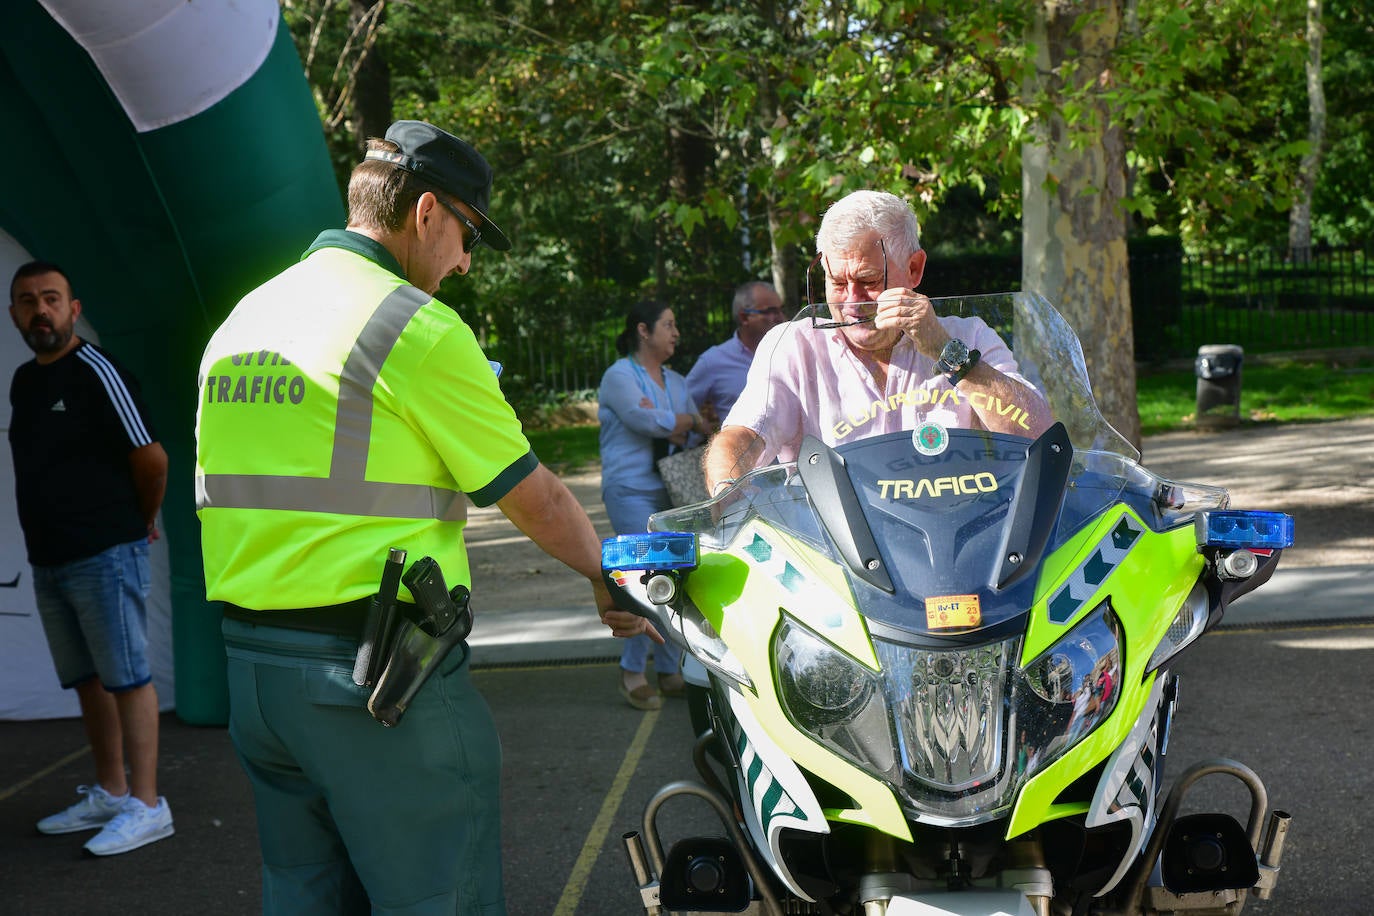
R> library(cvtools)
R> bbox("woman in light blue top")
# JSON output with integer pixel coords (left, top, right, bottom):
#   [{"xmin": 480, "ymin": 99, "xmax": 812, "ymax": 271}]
[{"xmin": 598, "ymin": 300, "xmax": 708, "ymax": 710}]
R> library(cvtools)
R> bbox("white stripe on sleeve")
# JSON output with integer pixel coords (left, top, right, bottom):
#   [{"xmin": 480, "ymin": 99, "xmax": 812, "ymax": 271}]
[{"xmin": 77, "ymin": 347, "xmax": 154, "ymax": 447}]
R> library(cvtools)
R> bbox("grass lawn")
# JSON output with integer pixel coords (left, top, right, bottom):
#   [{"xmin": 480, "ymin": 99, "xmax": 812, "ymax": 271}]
[
  {"xmin": 1136, "ymin": 355, "xmax": 1374, "ymax": 437},
  {"xmin": 525, "ymin": 355, "xmax": 1374, "ymax": 472},
  {"xmin": 525, "ymin": 424, "xmax": 601, "ymax": 473}
]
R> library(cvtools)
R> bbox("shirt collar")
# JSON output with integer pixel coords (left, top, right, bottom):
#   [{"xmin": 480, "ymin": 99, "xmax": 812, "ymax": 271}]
[{"xmin": 302, "ymin": 229, "xmax": 407, "ymax": 281}]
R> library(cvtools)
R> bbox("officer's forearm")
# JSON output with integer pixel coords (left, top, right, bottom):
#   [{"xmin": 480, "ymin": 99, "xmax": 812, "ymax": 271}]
[{"xmin": 496, "ymin": 464, "xmax": 603, "ymax": 583}]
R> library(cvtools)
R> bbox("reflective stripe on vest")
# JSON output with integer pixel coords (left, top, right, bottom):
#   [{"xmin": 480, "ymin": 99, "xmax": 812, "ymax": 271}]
[{"xmin": 196, "ymin": 285, "xmax": 468, "ymax": 522}]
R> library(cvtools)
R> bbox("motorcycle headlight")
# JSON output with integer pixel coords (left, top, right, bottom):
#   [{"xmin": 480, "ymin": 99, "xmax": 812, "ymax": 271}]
[
  {"xmin": 776, "ymin": 617, "xmax": 894, "ymax": 775},
  {"xmin": 773, "ymin": 604, "xmax": 1124, "ymax": 829},
  {"xmin": 879, "ymin": 641, "xmax": 1011, "ymax": 791},
  {"xmin": 1016, "ymin": 602, "xmax": 1123, "ymax": 780},
  {"xmin": 875, "ymin": 637, "xmax": 1017, "ymax": 825}
]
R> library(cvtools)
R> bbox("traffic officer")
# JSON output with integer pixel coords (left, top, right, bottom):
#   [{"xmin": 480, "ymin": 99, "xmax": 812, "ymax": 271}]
[{"xmin": 195, "ymin": 121, "xmax": 658, "ymax": 916}]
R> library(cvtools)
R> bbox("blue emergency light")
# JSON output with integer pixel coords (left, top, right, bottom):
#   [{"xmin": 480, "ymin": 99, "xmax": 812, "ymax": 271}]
[
  {"xmin": 1197, "ymin": 510, "xmax": 1295, "ymax": 549},
  {"xmin": 601, "ymin": 532, "xmax": 699, "ymax": 571}
]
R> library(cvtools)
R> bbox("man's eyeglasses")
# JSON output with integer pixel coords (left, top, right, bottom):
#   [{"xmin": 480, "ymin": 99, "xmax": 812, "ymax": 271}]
[
  {"xmin": 436, "ymin": 197, "xmax": 484, "ymax": 252},
  {"xmin": 741, "ymin": 306, "xmax": 785, "ymax": 318},
  {"xmin": 804, "ymin": 237, "xmax": 888, "ymax": 328}
]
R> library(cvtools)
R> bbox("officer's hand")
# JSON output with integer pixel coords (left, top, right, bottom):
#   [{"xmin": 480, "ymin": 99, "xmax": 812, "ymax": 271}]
[
  {"xmin": 602, "ymin": 609, "xmax": 664, "ymax": 643},
  {"xmin": 593, "ymin": 578, "xmax": 665, "ymax": 643},
  {"xmin": 874, "ymin": 288, "xmax": 949, "ymax": 358}
]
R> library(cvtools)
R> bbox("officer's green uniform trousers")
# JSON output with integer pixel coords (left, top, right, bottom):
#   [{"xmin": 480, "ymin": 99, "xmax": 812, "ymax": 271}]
[{"xmin": 222, "ymin": 618, "xmax": 504, "ymax": 915}]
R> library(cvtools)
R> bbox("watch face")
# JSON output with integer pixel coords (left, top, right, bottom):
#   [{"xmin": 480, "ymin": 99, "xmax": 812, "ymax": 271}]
[{"xmin": 940, "ymin": 338, "xmax": 970, "ymax": 369}]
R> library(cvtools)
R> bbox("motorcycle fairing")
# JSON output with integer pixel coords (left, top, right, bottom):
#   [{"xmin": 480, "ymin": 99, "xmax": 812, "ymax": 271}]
[
  {"xmin": 1023, "ymin": 504, "xmax": 1203, "ymax": 664},
  {"xmin": 692, "ymin": 500, "xmax": 1206, "ymax": 841},
  {"xmin": 1085, "ymin": 675, "xmax": 1172, "ymax": 896},
  {"xmin": 1042, "ymin": 513, "xmax": 1146, "ymax": 625},
  {"xmin": 717, "ymin": 521, "xmax": 879, "ymax": 668},
  {"xmin": 1008, "ymin": 510, "xmax": 1202, "ymax": 838},
  {"xmin": 701, "ymin": 519, "xmax": 913, "ymax": 840},
  {"xmin": 822, "ymin": 428, "xmax": 1049, "ymax": 639},
  {"xmin": 723, "ymin": 687, "xmax": 831, "ymax": 901}
]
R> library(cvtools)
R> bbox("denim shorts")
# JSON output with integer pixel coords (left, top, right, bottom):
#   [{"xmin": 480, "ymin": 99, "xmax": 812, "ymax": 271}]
[{"xmin": 32, "ymin": 539, "xmax": 152, "ymax": 691}]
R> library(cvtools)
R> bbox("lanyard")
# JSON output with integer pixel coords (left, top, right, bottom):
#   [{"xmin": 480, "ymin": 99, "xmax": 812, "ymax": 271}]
[{"xmin": 627, "ymin": 356, "xmax": 676, "ymax": 414}]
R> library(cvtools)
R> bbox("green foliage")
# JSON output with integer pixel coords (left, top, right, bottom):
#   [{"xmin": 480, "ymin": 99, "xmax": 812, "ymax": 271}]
[
  {"xmin": 1310, "ymin": 1, "xmax": 1374, "ymax": 248},
  {"xmin": 279, "ymin": 0, "xmax": 1374, "ymax": 385}
]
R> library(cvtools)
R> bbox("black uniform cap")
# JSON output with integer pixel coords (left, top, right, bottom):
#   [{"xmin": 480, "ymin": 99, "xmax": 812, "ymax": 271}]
[{"xmin": 364, "ymin": 120, "xmax": 511, "ymax": 251}]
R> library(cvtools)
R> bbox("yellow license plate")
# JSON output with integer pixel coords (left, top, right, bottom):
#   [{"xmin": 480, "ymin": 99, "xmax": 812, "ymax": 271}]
[{"xmin": 925, "ymin": 594, "xmax": 981, "ymax": 629}]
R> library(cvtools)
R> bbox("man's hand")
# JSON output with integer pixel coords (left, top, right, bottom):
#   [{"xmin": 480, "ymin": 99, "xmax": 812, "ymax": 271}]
[
  {"xmin": 873, "ymin": 288, "xmax": 950, "ymax": 358},
  {"xmin": 594, "ymin": 578, "xmax": 664, "ymax": 643},
  {"xmin": 699, "ymin": 399, "xmax": 720, "ymax": 432}
]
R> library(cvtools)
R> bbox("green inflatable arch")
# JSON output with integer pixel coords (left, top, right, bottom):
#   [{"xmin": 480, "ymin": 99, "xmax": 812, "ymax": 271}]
[{"xmin": 1, "ymin": 0, "xmax": 344, "ymax": 724}]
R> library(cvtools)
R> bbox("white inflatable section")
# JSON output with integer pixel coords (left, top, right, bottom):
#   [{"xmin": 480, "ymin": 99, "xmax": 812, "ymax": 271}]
[
  {"xmin": 39, "ymin": 0, "xmax": 279, "ymax": 132},
  {"xmin": 0, "ymin": 230, "xmax": 175, "ymax": 718}
]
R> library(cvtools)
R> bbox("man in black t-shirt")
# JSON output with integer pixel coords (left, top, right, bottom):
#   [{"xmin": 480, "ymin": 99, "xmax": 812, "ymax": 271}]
[{"xmin": 7, "ymin": 261, "xmax": 173, "ymax": 856}]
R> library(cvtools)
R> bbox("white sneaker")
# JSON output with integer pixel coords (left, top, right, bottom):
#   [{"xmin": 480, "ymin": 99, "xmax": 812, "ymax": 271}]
[
  {"xmin": 36, "ymin": 785, "xmax": 128, "ymax": 835},
  {"xmin": 83, "ymin": 796, "xmax": 174, "ymax": 856}
]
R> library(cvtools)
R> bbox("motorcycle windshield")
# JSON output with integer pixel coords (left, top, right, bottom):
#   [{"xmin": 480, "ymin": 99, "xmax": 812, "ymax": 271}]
[{"xmin": 652, "ymin": 292, "xmax": 1222, "ymax": 637}]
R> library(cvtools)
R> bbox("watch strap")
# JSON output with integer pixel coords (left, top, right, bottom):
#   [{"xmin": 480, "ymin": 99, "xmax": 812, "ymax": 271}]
[{"xmin": 945, "ymin": 347, "xmax": 981, "ymax": 385}]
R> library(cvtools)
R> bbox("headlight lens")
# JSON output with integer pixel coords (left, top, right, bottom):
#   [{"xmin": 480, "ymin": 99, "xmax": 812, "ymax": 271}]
[
  {"xmin": 779, "ymin": 633, "xmax": 873, "ymax": 724},
  {"xmin": 776, "ymin": 618, "xmax": 893, "ymax": 775},
  {"xmin": 1016, "ymin": 602, "xmax": 1123, "ymax": 779},
  {"xmin": 876, "ymin": 640, "xmax": 1011, "ymax": 795}
]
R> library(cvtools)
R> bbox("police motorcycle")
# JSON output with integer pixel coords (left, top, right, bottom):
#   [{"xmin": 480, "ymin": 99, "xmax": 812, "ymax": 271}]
[{"xmin": 601, "ymin": 291, "xmax": 1294, "ymax": 915}]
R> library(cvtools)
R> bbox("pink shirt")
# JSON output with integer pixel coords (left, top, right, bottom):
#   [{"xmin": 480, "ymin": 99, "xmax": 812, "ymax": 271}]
[{"xmin": 722, "ymin": 315, "xmax": 1038, "ymax": 464}]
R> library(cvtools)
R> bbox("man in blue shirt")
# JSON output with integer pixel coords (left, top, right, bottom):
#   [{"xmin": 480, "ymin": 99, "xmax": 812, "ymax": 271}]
[{"xmin": 686, "ymin": 281, "xmax": 786, "ymax": 432}]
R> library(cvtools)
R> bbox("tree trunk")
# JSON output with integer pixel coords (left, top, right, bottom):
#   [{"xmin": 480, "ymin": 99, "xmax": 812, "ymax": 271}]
[
  {"xmin": 767, "ymin": 196, "xmax": 799, "ymax": 311},
  {"xmin": 1022, "ymin": 0, "xmax": 1141, "ymax": 450},
  {"xmin": 1289, "ymin": 0, "xmax": 1325, "ymax": 264}
]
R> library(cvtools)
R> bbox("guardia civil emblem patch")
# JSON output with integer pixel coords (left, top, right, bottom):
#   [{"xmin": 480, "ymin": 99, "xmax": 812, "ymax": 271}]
[{"xmin": 913, "ymin": 421, "xmax": 949, "ymax": 456}]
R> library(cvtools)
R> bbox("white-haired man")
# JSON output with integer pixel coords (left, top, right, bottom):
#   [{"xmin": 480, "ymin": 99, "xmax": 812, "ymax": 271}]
[{"xmin": 704, "ymin": 189, "xmax": 1052, "ymax": 494}]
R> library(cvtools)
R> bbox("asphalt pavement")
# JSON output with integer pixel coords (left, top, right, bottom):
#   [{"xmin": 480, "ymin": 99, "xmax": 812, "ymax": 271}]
[{"xmin": 2, "ymin": 416, "xmax": 1372, "ymax": 915}]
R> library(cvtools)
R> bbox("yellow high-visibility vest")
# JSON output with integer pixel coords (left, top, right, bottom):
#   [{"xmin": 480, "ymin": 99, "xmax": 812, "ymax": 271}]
[{"xmin": 195, "ymin": 230, "xmax": 534, "ymax": 609}]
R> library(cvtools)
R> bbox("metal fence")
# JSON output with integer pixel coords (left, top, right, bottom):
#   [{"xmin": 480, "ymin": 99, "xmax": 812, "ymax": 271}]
[
  {"xmin": 1165, "ymin": 247, "xmax": 1374, "ymax": 360},
  {"xmin": 928, "ymin": 241, "xmax": 1374, "ymax": 362},
  {"xmin": 470, "ymin": 244, "xmax": 1374, "ymax": 406}
]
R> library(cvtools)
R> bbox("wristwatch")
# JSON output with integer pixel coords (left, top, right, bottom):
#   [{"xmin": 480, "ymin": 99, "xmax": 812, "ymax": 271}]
[{"xmin": 938, "ymin": 338, "xmax": 981, "ymax": 385}]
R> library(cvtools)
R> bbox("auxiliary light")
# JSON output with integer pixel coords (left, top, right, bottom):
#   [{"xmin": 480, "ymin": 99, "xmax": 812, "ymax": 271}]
[{"xmin": 1196, "ymin": 510, "xmax": 1294, "ymax": 550}]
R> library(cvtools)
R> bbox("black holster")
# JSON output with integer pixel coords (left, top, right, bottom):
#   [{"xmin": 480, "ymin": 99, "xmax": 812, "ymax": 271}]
[{"xmin": 366, "ymin": 556, "xmax": 474, "ymax": 727}]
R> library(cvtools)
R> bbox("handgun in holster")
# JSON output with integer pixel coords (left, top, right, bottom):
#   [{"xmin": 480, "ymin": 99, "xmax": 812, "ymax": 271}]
[{"xmin": 367, "ymin": 555, "xmax": 474, "ymax": 727}]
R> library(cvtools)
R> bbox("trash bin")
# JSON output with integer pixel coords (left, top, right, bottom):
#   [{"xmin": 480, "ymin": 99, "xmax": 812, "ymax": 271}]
[{"xmin": 1195, "ymin": 344, "xmax": 1243, "ymax": 428}]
